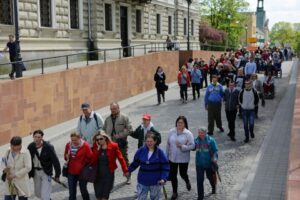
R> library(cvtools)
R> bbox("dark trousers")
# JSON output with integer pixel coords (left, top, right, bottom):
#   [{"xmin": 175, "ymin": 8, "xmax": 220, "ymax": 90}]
[
  {"xmin": 156, "ymin": 89, "xmax": 165, "ymax": 104},
  {"xmin": 119, "ymin": 146, "xmax": 129, "ymax": 167},
  {"xmin": 225, "ymin": 110, "xmax": 237, "ymax": 137},
  {"xmin": 242, "ymin": 109, "xmax": 255, "ymax": 139},
  {"xmin": 203, "ymin": 73, "xmax": 208, "ymax": 88},
  {"xmin": 4, "ymin": 196, "xmax": 27, "ymax": 200},
  {"xmin": 9, "ymin": 56, "xmax": 16, "ymax": 77},
  {"xmin": 169, "ymin": 161, "xmax": 190, "ymax": 194},
  {"xmin": 180, "ymin": 84, "xmax": 188, "ymax": 100},
  {"xmin": 68, "ymin": 174, "xmax": 90, "ymax": 200},
  {"xmin": 196, "ymin": 166, "xmax": 215, "ymax": 200},
  {"xmin": 192, "ymin": 83, "xmax": 201, "ymax": 99},
  {"xmin": 207, "ymin": 103, "xmax": 222, "ymax": 134}
]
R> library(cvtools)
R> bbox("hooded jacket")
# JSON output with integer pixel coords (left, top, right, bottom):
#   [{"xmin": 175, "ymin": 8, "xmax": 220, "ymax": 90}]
[{"xmin": 131, "ymin": 122, "xmax": 161, "ymax": 148}]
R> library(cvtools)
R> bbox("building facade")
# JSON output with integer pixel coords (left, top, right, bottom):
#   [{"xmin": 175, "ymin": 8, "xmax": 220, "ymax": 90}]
[{"xmin": 0, "ymin": 0, "xmax": 200, "ymax": 59}]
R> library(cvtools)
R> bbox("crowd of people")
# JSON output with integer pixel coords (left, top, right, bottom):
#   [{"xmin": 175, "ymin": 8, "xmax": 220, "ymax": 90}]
[{"xmin": 1, "ymin": 46, "xmax": 289, "ymax": 200}]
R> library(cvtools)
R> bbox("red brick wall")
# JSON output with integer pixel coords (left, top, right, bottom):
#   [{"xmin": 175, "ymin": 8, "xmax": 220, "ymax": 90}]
[{"xmin": 0, "ymin": 50, "xmax": 222, "ymax": 145}]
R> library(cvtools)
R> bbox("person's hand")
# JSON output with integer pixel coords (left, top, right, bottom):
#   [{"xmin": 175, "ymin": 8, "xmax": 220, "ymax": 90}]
[
  {"xmin": 3, "ymin": 167, "xmax": 10, "ymax": 174},
  {"xmin": 158, "ymin": 179, "xmax": 166, "ymax": 185},
  {"xmin": 176, "ymin": 141, "xmax": 182, "ymax": 148},
  {"xmin": 124, "ymin": 172, "xmax": 130, "ymax": 177},
  {"xmin": 7, "ymin": 174, "xmax": 16, "ymax": 181}
]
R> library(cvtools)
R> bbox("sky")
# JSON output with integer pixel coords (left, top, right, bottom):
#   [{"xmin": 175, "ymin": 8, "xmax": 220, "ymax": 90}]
[{"xmin": 246, "ymin": 0, "xmax": 300, "ymax": 29}]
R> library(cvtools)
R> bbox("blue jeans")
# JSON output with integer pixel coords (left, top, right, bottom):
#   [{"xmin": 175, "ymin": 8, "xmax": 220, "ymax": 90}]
[
  {"xmin": 196, "ymin": 166, "xmax": 215, "ymax": 200},
  {"xmin": 68, "ymin": 174, "xmax": 90, "ymax": 200},
  {"xmin": 242, "ymin": 109, "xmax": 255, "ymax": 139},
  {"xmin": 137, "ymin": 183, "xmax": 161, "ymax": 200},
  {"xmin": 4, "ymin": 196, "xmax": 27, "ymax": 200}
]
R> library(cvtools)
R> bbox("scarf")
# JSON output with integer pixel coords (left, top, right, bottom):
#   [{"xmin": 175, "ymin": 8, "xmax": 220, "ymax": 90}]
[{"xmin": 157, "ymin": 72, "xmax": 164, "ymax": 79}]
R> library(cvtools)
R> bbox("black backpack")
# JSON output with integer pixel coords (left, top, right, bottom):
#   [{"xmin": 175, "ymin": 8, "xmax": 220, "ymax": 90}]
[{"xmin": 80, "ymin": 113, "xmax": 100, "ymax": 129}]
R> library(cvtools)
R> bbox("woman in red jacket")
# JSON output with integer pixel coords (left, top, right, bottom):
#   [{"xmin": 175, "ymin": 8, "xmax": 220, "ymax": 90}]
[
  {"xmin": 177, "ymin": 65, "xmax": 191, "ymax": 103},
  {"xmin": 64, "ymin": 132, "xmax": 93, "ymax": 200},
  {"xmin": 92, "ymin": 131, "xmax": 129, "ymax": 200}
]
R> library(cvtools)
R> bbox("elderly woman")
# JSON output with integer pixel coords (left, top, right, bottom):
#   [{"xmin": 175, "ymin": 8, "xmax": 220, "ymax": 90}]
[
  {"xmin": 177, "ymin": 66, "xmax": 191, "ymax": 103},
  {"xmin": 2, "ymin": 136, "xmax": 32, "ymax": 200},
  {"xmin": 64, "ymin": 132, "xmax": 93, "ymax": 200},
  {"xmin": 92, "ymin": 131, "xmax": 129, "ymax": 200},
  {"xmin": 129, "ymin": 132, "xmax": 169, "ymax": 200},
  {"xmin": 194, "ymin": 127, "xmax": 218, "ymax": 200},
  {"xmin": 166, "ymin": 116, "xmax": 195, "ymax": 200}
]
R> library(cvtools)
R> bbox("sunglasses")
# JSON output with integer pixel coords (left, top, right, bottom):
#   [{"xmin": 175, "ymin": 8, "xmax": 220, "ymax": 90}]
[{"xmin": 96, "ymin": 138, "xmax": 104, "ymax": 141}]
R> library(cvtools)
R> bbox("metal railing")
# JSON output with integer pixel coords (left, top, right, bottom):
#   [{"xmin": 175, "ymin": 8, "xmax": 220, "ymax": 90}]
[{"xmin": 0, "ymin": 41, "xmax": 232, "ymax": 75}]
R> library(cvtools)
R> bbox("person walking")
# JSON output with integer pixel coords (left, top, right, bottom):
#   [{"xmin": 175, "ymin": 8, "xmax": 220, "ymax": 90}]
[
  {"xmin": 129, "ymin": 133, "xmax": 170, "ymax": 200},
  {"xmin": 64, "ymin": 132, "xmax": 93, "ymax": 200},
  {"xmin": 191, "ymin": 65, "xmax": 202, "ymax": 100},
  {"xmin": 27, "ymin": 130, "xmax": 61, "ymax": 200},
  {"xmin": 103, "ymin": 102, "xmax": 133, "ymax": 183},
  {"xmin": 2, "ymin": 35, "xmax": 18, "ymax": 79},
  {"xmin": 244, "ymin": 57, "xmax": 257, "ymax": 80},
  {"xmin": 166, "ymin": 36, "xmax": 173, "ymax": 51},
  {"xmin": 204, "ymin": 75, "xmax": 224, "ymax": 135},
  {"xmin": 194, "ymin": 127, "xmax": 218, "ymax": 200},
  {"xmin": 166, "ymin": 116, "xmax": 195, "ymax": 200},
  {"xmin": 223, "ymin": 81, "xmax": 239, "ymax": 141},
  {"xmin": 2, "ymin": 136, "xmax": 32, "ymax": 200},
  {"xmin": 77, "ymin": 102, "xmax": 104, "ymax": 146},
  {"xmin": 177, "ymin": 66, "xmax": 191, "ymax": 103},
  {"xmin": 239, "ymin": 80, "xmax": 259, "ymax": 143},
  {"xmin": 251, "ymin": 73, "xmax": 265, "ymax": 118},
  {"xmin": 91, "ymin": 131, "xmax": 129, "ymax": 200},
  {"xmin": 131, "ymin": 114, "xmax": 161, "ymax": 148},
  {"xmin": 154, "ymin": 66, "xmax": 167, "ymax": 105}
]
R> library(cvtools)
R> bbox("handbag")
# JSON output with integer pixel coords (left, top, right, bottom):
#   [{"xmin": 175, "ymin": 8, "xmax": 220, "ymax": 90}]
[
  {"xmin": 1, "ymin": 171, "xmax": 6, "ymax": 182},
  {"xmin": 62, "ymin": 164, "xmax": 68, "ymax": 177},
  {"xmin": 79, "ymin": 164, "xmax": 97, "ymax": 183},
  {"xmin": 163, "ymin": 84, "xmax": 169, "ymax": 91}
]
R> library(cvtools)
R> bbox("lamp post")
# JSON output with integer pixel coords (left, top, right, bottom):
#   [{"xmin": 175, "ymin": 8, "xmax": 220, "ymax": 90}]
[
  {"xmin": 13, "ymin": 0, "xmax": 22, "ymax": 78},
  {"xmin": 186, "ymin": 0, "xmax": 193, "ymax": 51},
  {"xmin": 245, "ymin": 25, "xmax": 248, "ymax": 47}
]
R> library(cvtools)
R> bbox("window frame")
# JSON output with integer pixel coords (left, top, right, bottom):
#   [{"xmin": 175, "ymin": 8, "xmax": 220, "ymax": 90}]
[
  {"xmin": 0, "ymin": 0, "xmax": 13, "ymax": 25},
  {"xmin": 156, "ymin": 13, "xmax": 161, "ymax": 34},
  {"xmin": 135, "ymin": 9, "xmax": 142, "ymax": 33}
]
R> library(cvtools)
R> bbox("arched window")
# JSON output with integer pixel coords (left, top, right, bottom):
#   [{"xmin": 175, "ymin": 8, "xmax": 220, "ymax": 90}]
[
  {"xmin": 40, "ymin": 0, "xmax": 52, "ymax": 27},
  {"xmin": 70, "ymin": 0, "xmax": 79, "ymax": 29},
  {"xmin": 0, "ymin": 0, "xmax": 13, "ymax": 25}
]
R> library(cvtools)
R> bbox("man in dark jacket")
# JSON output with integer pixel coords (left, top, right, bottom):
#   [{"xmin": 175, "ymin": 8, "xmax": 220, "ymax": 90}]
[
  {"xmin": 28, "ymin": 130, "xmax": 61, "ymax": 200},
  {"xmin": 224, "ymin": 81, "xmax": 240, "ymax": 141},
  {"xmin": 131, "ymin": 114, "xmax": 161, "ymax": 148},
  {"xmin": 239, "ymin": 80, "xmax": 259, "ymax": 143}
]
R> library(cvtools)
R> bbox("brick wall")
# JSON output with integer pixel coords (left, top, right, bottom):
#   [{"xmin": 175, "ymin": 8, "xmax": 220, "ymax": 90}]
[{"xmin": 0, "ymin": 50, "xmax": 222, "ymax": 145}]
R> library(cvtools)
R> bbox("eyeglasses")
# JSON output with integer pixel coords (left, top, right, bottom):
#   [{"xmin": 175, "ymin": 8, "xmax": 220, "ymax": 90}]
[{"xmin": 96, "ymin": 138, "xmax": 104, "ymax": 141}]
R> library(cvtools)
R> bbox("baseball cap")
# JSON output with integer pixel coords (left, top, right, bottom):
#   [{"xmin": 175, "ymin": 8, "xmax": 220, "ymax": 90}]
[
  {"xmin": 81, "ymin": 103, "xmax": 90, "ymax": 109},
  {"xmin": 142, "ymin": 114, "xmax": 151, "ymax": 120}
]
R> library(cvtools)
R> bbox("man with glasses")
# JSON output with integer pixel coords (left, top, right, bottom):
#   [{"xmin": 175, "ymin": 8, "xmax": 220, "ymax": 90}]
[{"xmin": 103, "ymin": 102, "xmax": 133, "ymax": 184}]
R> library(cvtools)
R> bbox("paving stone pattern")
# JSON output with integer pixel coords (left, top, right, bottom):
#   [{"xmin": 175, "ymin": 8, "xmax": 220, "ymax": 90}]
[{"xmin": 0, "ymin": 62, "xmax": 293, "ymax": 200}]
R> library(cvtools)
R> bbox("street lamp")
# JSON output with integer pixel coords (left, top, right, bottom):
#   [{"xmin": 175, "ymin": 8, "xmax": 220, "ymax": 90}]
[
  {"xmin": 186, "ymin": 0, "xmax": 193, "ymax": 51},
  {"xmin": 245, "ymin": 25, "xmax": 248, "ymax": 47},
  {"xmin": 13, "ymin": 0, "xmax": 23, "ymax": 78}
]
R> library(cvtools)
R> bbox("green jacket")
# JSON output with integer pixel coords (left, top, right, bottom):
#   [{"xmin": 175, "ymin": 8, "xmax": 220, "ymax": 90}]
[{"xmin": 131, "ymin": 125, "xmax": 161, "ymax": 148}]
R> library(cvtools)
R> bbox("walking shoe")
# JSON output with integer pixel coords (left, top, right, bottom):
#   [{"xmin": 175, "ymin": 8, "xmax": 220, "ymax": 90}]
[
  {"xmin": 250, "ymin": 133, "xmax": 255, "ymax": 139},
  {"xmin": 126, "ymin": 175, "xmax": 131, "ymax": 184},
  {"xmin": 244, "ymin": 138, "xmax": 249, "ymax": 143},
  {"xmin": 171, "ymin": 193, "xmax": 178, "ymax": 200},
  {"xmin": 186, "ymin": 181, "xmax": 191, "ymax": 191},
  {"xmin": 219, "ymin": 127, "xmax": 224, "ymax": 132},
  {"xmin": 208, "ymin": 132, "xmax": 213, "ymax": 136},
  {"xmin": 9, "ymin": 73, "xmax": 14, "ymax": 80},
  {"xmin": 212, "ymin": 186, "xmax": 216, "ymax": 194}
]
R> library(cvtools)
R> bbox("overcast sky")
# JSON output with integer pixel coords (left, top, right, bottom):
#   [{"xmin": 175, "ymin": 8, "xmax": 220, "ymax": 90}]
[{"xmin": 246, "ymin": 0, "xmax": 300, "ymax": 29}]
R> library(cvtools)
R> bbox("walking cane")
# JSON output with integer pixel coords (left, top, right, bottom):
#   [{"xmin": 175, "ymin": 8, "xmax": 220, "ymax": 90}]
[
  {"xmin": 51, "ymin": 177, "xmax": 68, "ymax": 188},
  {"xmin": 162, "ymin": 185, "xmax": 168, "ymax": 200}
]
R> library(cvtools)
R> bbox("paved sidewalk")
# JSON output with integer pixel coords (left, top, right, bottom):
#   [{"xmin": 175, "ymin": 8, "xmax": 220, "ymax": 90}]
[{"xmin": 0, "ymin": 61, "xmax": 294, "ymax": 200}]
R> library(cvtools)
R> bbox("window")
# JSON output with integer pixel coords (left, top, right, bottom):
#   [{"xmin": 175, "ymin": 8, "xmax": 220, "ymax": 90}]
[
  {"xmin": 136, "ymin": 9, "xmax": 142, "ymax": 33},
  {"xmin": 105, "ymin": 3, "xmax": 113, "ymax": 31},
  {"xmin": 183, "ymin": 18, "xmax": 187, "ymax": 35},
  {"xmin": 191, "ymin": 19, "xmax": 194, "ymax": 36},
  {"xmin": 40, "ymin": 0, "xmax": 52, "ymax": 27},
  {"xmin": 156, "ymin": 14, "xmax": 161, "ymax": 34},
  {"xmin": 168, "ymin": 16, "xmax": 172, "ymax": 35},
  {"xmin": 70, "ymin": 0, "xmax": 79, "ymax": 29},
  {"xmin": 0, "ymin": 0, "xmax": 13, "ymax": 25}
]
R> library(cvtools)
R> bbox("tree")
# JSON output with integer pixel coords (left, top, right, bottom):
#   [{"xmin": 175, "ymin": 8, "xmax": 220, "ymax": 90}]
[
  {"xmin": 270, "ymin": 22, "xmax": 295, "ymax": 47},
  {"xmin": 199, "ymin": 0, "xmax": 249, "ymax": 48}
]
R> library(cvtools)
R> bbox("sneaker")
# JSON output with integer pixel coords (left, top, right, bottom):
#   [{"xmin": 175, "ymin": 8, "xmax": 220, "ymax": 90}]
[
  {"xmin": 251, "ymin": 133, "xmax": 255, "ymax": 139},
  {"xmin": 212, "ymin": 186, "xmax": 216, "ymax": 194},
  {"xmin": 126, "ymin": 176, "xmax": 131, "ymax": 184},
  {"xmin": 244, "ymin": 138, "xmax": 249, "ymax": 143},
  {"xmin": 171, "ymin": 193, "xmax": 178, "ymax": 200}
]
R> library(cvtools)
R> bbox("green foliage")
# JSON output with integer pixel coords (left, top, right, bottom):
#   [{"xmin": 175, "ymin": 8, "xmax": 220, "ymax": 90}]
[
  {"xmin": 270, "ymin": 22, "xmax": 300, "ymax": 53},
  {"xmin": 199, "ymin": 0, "xmax": 249, "ymax": 47}
]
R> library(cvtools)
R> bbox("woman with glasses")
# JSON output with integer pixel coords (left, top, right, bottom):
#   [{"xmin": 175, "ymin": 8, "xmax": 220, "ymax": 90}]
[
  {"xmin": 92, "ymin": 131, "xmax": 129, "ymax": 200},
  {"xmin": 166, "ymin": 116, "xmax": 195, "ymax": 200}
]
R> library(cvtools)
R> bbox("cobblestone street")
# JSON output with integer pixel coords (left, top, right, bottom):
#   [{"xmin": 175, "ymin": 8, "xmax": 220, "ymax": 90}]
[{"xmin": 0, "ymin": 62, "xmax": 293, "ymax": 200}]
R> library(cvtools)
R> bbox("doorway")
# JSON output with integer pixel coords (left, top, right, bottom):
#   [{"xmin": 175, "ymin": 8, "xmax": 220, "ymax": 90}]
[{"xmin": 120, "ymin": 6, "xmax": 130, "ymax": 57}]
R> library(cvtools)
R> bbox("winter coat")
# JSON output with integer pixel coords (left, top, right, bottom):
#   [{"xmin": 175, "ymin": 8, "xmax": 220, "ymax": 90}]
[
  {"xmin": 194, "ymin": 135, "xmax": 218, "ymax": 168},
  {"xmin": 131, "ymin": 124, "xmax": 161, "ymax": 148}
]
